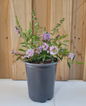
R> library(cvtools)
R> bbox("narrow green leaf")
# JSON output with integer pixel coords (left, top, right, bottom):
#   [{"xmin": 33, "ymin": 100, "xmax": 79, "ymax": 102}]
[
  {"xmin": 16, "ymin": 57, "xmax": 20, "ymax": 61},
  {"xmin": 24, "ymin": 42, "xmax": 27, "ymax": 47},
  {"xmin": 43, "ymin": 27, "xmax": 46, "ymax": 32},
  {"xmin": 58, "ymin": 35, "xmax": 67, "ymax": 40},
  {"xmin": 63, "ymin": 40, "xmax": 69, "ymax": 43},
  {"xmin": 67, "ymin": 60, "xmax": 70, "ymax": 69},
  {"xmin": 20, "ymin": 45, "xmax": 26, "ymax": 47},
  {"xmin": 27, "ymin": 29, "xmax": 32, "ymax": 34},
  {"xmin": 73, "ymin": 55, "xmax": 75, "ymax": 60},
  {"xmin": 20, "ymin": 42, "xmax": 25, "ymax": 44},
  {"xmin": 75, "ymin": 61, "xmax": 84, "ymax": 64},
  {"xmin": 62, "ymin": 43, "xmax": 68, "ymax": 47},
  {"xmin": 18, "ymin": 49, "xmax": 26, "ymax": 52},
  {"xmin": 42, "ymin": 58, "xmax": 45, "ymax": 62}
]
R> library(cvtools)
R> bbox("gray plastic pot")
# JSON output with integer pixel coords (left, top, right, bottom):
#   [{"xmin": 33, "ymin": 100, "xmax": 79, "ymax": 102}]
[{"xmin": 24, "ymin": 61, "xmax": 59, "ymax": 102}]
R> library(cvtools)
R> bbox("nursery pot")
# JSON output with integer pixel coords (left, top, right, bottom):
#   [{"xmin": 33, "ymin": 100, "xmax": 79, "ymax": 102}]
[{"xmin": 24, "ymin": 61, "xmax": 59, "ymax": 102}]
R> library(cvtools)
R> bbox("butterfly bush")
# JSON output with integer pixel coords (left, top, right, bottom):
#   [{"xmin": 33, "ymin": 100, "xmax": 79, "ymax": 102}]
[{"xmin": 10, "ymin": 9, "xmax": 84, "ymax": 68}]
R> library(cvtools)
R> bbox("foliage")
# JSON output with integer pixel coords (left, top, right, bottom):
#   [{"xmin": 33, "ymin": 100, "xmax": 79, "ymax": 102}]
[{"xmin": 10, "ymin": 9, "xmax": 84, "ymax": 69}]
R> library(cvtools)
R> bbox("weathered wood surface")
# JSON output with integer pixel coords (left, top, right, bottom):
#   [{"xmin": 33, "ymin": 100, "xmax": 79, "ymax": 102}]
[
  {"xmin": 83, "ymin": 1, "xmax": 86, "ymax": 81},
  {"xmin": 51, "ymin": 0, "xmax": 72, "ymax": 80},
  {"xmin": 0, "ymin": 0, "xmax": 12, "ymax": 78},
  {"xmin": 70, "ymin": 0, "xmax": 85, "ymax": 80},
  {"xmin": 10, "ymin": 0, "xmax": 32, "ymax": 79},
  {"xmin": 32, "ymin": 0, "xmax": 51, "ymax": 32}
]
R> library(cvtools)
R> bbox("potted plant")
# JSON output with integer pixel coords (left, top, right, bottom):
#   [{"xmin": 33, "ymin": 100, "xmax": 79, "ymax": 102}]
[{"xmin": 10, "ymin": 10, "xmax": 83, "ymax": 102}]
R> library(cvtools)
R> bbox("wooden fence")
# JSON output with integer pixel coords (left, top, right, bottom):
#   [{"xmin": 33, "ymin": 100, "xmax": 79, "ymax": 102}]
[{"xmin": 0, "ymin": 0, "xmax": 86, "ymax": 80}]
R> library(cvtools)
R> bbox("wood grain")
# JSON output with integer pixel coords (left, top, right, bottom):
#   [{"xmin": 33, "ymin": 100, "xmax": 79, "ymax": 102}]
[
  {"xmin": 0, "ymin": 0, "xmax": 12, "ymax": 78},
  {"xmin": 70, "ymin": 0, "xmax": 85, "ymax": 79},
  {"xmin": 32, "ymin": 0, "xmax": 51, "ymax": 32},
  {"xmin": 51, "ymin": 0, "xmax": 72, "ymax": 80},
  {"xmin": 83, "ymin": 1, "xmax": 86, "ymax": 81},
  {"xmin": 10, "ymin": 0, "xmax": 32, "ymax": 80}
]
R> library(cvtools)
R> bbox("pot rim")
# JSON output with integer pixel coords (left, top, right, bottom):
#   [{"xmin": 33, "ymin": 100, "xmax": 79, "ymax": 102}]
[{"xmin": 24, "ymin": 61, "xmax": 59, "ymax": 66}]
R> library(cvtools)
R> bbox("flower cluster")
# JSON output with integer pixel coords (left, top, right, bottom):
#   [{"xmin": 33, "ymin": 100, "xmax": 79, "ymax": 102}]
[
  {"xmin": 68, "ymin": 53, "xmax": 75, "ymax": 60},
  {"xmin": 42, "ymin": 42, "xmax": 49, "ymax": 51},
  {"xmin": 25, "ymin": 49, "xmax": 34, "ymax": 58},
  {"xmin": 42, "ymin": 32, "xmax": 50, "ymax": 41},
  {"xmin": 15, "ymin": 26, "xmax": 21, "ymax": 37},
  {"xmin": 35, "ymin": 46, "xmax": 42, "ymax": 54},
  {"xmin": 50, "ymin": 46, "xmax": 58, "ymax": 55}
]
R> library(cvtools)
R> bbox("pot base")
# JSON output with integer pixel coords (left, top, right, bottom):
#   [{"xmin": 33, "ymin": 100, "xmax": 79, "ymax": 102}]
[{"xmin": 29, "ymin": 95, "xmax": 53, "ymax": 102}]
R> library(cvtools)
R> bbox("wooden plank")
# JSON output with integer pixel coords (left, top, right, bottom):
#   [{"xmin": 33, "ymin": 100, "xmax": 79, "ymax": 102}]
[
  {"xmin": 83, "ymin": 1, "xmax": 86, "ymax": 81},
  {"xmin": 70, "ymin": 0, "xmax": 85, "ymax": 79},
  {"xmin": 0, "ymin": 0, "xmax": 11, "ymax": 78},
  {"xmin": 51, "ymin": 0, "xmax": 72, "ymax": 80},
  {"xmin": 74, "ymin": 0, "xmax": 85, "ymax": 12},
  {"xmin": 32, "ymin": 0, "xmax": 51, "ymax": 32},
  {"xmin": 10, "ymin": 0, "xmax": 32, "ymax": 80}
]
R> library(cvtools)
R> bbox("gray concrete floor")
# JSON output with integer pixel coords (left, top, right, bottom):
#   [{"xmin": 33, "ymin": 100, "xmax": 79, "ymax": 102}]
[{"xmin": 0, "ymin": 79, "xmax": 86, "ymax": 106}]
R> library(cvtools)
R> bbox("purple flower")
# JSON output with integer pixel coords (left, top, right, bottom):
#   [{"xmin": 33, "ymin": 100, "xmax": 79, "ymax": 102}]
[
  {"xmin": 47, "ymin": 50, "xmax": 49, "ymax": 53},
  {"xmin": 18, "ymin": 34, "xmax": 22, "ymax": 37},
  {"xmin": 15, "ymin": 26, "xmax": 20, "ymax": 34},
  {"xmin": 36, "ymin": 46, "xmax": 42, "ymax": 54},
  {"xmin": 68, "ymin": 53, "xmax": 75, "ymax": 60},
  {"xmin": 50, "ymin": 46, "xmax": 58, "ymax": 55},
  {"xmin": 42, "ymin": 32, "xmax": 50, "ymax": 41},
  {"xmin": 15, "ymin": 26, "xmax": 22, "ymax": 37},
  {"xmin": 42, "ymin": 42, "xmax": 49, "ymax": 51},
  {"xmin": 10, "ymin": 51, "xmax": 14, "ymax": 54},
  {"xmin": 25, "ymin": 49, "xmax": 34, "ymax": 58},
  {"xmin": 9, "ymin": 51, "xmax": 21, "ymax": 55}
]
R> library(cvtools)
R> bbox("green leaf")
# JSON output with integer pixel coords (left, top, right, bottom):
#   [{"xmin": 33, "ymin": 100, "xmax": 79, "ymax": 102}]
[
  {"xmin": 48, "ymin": 41, "xmax": 52, "ymax": 46},
  {"xmin": 18, "ymin": 49, "xmax": 26, "ymax": 52},
  {"xmin": 16, "ymin": 57, "xmax": 20, "ymax": 61},
  {"xmin": 50, "ymin": 33, "xmax": 54, "ymax": 35},
  {"xmin": 42, "ymin": 58, "xmax": 45, "ymax": 62},
  {"xmin": 38, "ymin": 30, "xmax": 42, "ymax": 34},
  {"xmin": 27, "ymin": 29, "xmax": 32, "ymax": 34},
  {"xmin": 38, "ymin": 56, "xmax": 42, "ymax": 59},
  {"xmin": 20, "ymin": 45, "xmax": 26, "ymax": 47},
  {"xmin": 57, "ymin": 55, "xmax": 63, "ymax": 61},
  {"xmin": 40, "ymin": 42, "xmax": 42, "ymax": 46},
  {"xmin": 62, "ymin": 43, "xmax": 68, "ymax": 47},
  {"xmin": 67, "ymin": 60, "xmax": 70, "ymax": 69},
  {"xmin": 73, "ymin": 55, "xmax": 75, "ymax": 60},
  {"xmin": 58, "ymin": 42, "xmax": 62, "ymax": 48},
  {"xmin": 63, "ymin": 40, "xmax": 69, "ymax": 43},
  {"xmin": 75, "ymin": 61, "xmax": 84, "ymax": 64},
  {"xmin": 20, "ymin": 42, "xmax": 27, "ymax": 46},
  {"xmin": 58, "ymin": 35, "xmax": 67, "ymax": 40},
  {"xmin": 20, "ymin": 42, "xmax": 25, "ymax": 44},
  {"xmin": 24, "ymin": 42, "xmax": 27, "ymax": 46},
  {"xmin": 60, "ymin": 56, "xmax": 63, "ymax": 61},
  {"xmin": 33, "ymin": 41, "xmax": 37, "ymax": 45},
  {"xmin": 71, "ymin": 60, "xmax": 74, "ymax": 64},
  {"xmin": 43, "ymin": 27, "xmax": 46, "ymax": 32}
]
